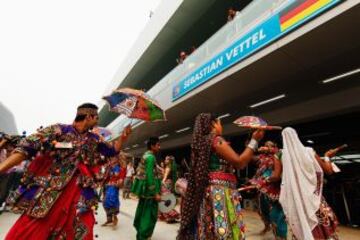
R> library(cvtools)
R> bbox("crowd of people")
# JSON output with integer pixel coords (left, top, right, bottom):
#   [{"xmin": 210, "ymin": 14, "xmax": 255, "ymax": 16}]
[
  {"xmin": 0, "ymin": 103, "xmax": 343, "ymax": 240},
  {"xmin": 0, "ymin": 133, "xmax": 27, "ymax": 214}
]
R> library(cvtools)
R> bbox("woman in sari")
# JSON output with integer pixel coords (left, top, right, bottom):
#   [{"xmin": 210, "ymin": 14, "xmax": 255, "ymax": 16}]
[
  {"xmin": 177, "ymin": 113, "xmax": 264, "ymax": 240},
  {"xmin": 280, "ymin": 127, "xmax": 339, "ymax": 240}
]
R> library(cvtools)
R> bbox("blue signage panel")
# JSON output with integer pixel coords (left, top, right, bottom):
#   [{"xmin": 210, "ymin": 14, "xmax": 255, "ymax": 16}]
[{"xmin": 172, "ymin": 0, "xmax": 341, "ymax": 101}]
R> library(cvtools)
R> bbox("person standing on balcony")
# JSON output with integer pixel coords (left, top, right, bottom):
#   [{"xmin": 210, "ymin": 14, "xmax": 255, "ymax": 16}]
[
  {"xmin": 177, "ymin": 51, "xmax": 188, "ymax": 64},
  {"xmin": 227, "ymin": 7, "xmax": 239, "ymax": 22},
  {"xmin": 132, "ymin": 137, "xmax": 162, "ymax": 240},
  {"xmin": 0, "ymin": 103, "xmax": 131, "ymax": 240}
]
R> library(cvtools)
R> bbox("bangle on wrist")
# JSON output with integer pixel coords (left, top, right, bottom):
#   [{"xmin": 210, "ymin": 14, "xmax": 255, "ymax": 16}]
[
  {"xmin": 247, "ymin": 139, "xmax": 258, "ymax": 151},
  {"xmin": 324, "ymin": 156, "xmax": 330, "ymax": 162}
]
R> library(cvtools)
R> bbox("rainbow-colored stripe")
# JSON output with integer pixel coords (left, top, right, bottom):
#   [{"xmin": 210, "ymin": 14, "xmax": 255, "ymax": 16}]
[{"xmin": 280, "ymin": 0, "xmax": 333, "ymax": 31}]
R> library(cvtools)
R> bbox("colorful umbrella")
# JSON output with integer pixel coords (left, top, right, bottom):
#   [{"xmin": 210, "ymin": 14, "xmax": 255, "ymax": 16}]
[
  {"xmin": 233, "ymin": 116, "xmax": 282, "ymax": 130},
  {"xmin": 103, "ymin": 88, "xmax": 166, "ymax": 122}
]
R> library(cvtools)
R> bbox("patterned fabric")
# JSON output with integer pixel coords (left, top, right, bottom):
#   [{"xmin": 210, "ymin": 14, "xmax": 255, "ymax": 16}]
[
  {"xmin": 178, "ymin": 113, "xmax": 215, "ymax": 240},
  {"xmin": 249, "ymin": 151, "xmax": 281, "ymax": 200},
  {"xmin": 103, "ymin": 88, "xmax": 166, "ymax": 122},
  {"xmin": 113, "ymin": 95, "xmax": 138, "ymax": 116},
  {"xmin": 250, "ymin": 150, "xmax": 287, "ymax": 238},
  {"xmin": 103, "ymin": 164, "xmax": 125, "ymax": 217},
  {"xmin": 178, "ymin": 113, "xmax": 246, "ymax": 240},
  {"xmin": 197, "ymin": 172, "xmax": 245, "ymax": 240},
  {"xmin": 5, "ymin": 176, "xmax": 95, "ymax": 240},
  {"xmin": 8, "ymin": 124, "xmax": 116, "ymax": 218},
  {"xmin": 258, "ymin": 193, "xmax": 287, "ymax": 238},
  {"xmin": 131, "ymin": 151, "xmax": 161, "ymax": 198},
  {"xmin": 290, "ymin": 192, "xmax": 339, "ymax": 240},
  {"xmin": 311, "ymin": 197, "xmax": 339, "ymax": 240}
]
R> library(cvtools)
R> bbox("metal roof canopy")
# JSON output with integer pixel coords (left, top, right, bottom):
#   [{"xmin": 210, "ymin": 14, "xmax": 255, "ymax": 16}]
[
  {"xmin": 99, "ymin": 0, "xmax": 252, "ymax": 126},
  {"xmin": 121, "ymin": 3, "xmax": 360, "ymax": 156}
]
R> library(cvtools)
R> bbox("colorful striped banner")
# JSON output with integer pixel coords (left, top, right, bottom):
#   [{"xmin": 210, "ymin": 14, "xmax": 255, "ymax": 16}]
[
  {"xmin": 280, "ymin": 0, "xmax": 333, "ymax": 31},
  {"xmin": 172, "ymin": 0, "xmax": 341, "ymax": 101}
]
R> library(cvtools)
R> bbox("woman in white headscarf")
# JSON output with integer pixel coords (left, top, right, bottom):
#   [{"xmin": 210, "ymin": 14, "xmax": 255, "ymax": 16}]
[{"xmin": 279, "ymin": 127, "xmax": 338, "ymax": 240}]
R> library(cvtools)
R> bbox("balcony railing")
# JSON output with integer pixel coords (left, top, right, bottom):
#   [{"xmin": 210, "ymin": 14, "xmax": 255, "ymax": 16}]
[{"xmin": 108, "ymin": 0, "xmax": 287, "ymax": 140}]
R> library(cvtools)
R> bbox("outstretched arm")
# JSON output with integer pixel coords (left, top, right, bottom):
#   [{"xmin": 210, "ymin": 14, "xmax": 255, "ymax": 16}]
[
  {"xmin": 315, "ymin": 153, "xmax": 334, "ymax": 175},
  {"xmin": 113, "ymin": 125, "xmax": 132, "ymax": 153},
  {"xmin": 0, "ymin": 152, "xmax": 26, "ymax": 173},
  {"xmin": 214, "ymin": 130, "xmax": 264, "ymax": 169},
  {"xmin": 0, "ymin": 124, "xmax": 62, "ymax": 173}
]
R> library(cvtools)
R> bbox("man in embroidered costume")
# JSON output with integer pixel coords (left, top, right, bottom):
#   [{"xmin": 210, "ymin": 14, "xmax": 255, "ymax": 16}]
[
  {"xmin": 0, "ymin": 103, "xmax": 131, "ymax": 240},
  {"xmin": 132, "ymin": 137, "xmax": 162, "ymax": 240}
]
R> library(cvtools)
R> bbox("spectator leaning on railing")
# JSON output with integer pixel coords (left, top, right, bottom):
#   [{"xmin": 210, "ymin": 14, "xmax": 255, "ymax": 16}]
[
  {"xmin": 176, "ymin": 51, "xmax": 188, "ymax": 64},
  {"xmin": 227, "ymin": 7, "xmax": 239, "ymax": 22}
]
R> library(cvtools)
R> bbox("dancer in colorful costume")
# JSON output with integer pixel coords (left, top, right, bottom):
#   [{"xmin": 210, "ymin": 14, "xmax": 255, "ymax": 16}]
[
  {"xmin": 132, "ymin": 137, "xmax": 162, "ymax": 240},
  {"xmin": 158, "ymin": 155, "xmax": 180, "ymax": 223},
  {"xmin": 280, "ymin": 127, "xmax": 339, "ymax": 240},
  {"xmin": 177, "ymin": 113, "xmax": 264, "ymax": 240},
  {"xmin": 249, "ymin": 141, "xmax": 287, "ymax": 239},
  {"xmin": 101, "ymin": 154, "xmax": 126, "ymax": 227},
  {"xmin": 0, "ymin": 103, "xmax": 131, "ymax": 240}
]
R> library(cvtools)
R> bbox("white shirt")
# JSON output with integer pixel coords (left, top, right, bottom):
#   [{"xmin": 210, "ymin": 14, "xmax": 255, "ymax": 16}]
[{"xmin": 126, "ymin": 166, "xmax": 135, "ymax": 177}]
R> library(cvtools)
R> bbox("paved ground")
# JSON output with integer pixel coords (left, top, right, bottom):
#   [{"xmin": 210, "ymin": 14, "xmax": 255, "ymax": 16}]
[{"xmin": 0, "ymin": 198, "xmax": 359, "ymax": 239}]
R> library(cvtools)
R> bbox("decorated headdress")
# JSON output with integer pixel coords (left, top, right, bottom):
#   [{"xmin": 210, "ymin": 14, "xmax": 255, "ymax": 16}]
[{"xmin": 76, "ymin": 103, "xmax": 98, "ymax": 116}]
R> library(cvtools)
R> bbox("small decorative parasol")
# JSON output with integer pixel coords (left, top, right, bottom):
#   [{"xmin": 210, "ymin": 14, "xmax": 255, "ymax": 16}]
[
  {"xmin": 103, "ymin": 88, "xmax": 166, "ymax": 122},
  {"xmin": 233, "ymin": 116, "xmax": 282, "ymax": 130}
]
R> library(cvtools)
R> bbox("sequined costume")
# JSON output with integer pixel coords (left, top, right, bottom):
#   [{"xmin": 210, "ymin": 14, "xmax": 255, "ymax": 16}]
[
  {"xmin": 311, "ymin": 175, "xmax": 339, "ymax": 240},
  {"xmin": 196, "ymin": 136, "xmax": 245, "ymax": 240},
  {"xmin": 5, "ymin": 124, "xmax": 116, "ymax": 240},
  {"xmin": 249, "ymin": 150, "xmax": 287, "ymax": 239},
  {"xmin": 102, "ymin": 163, "xmax": 126, "ymax": 224}
]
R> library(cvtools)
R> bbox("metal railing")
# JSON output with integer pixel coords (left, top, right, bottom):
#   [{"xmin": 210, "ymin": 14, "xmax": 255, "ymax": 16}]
[{"xmin": 108, "ymin": 0, "xmax": 287, "ymax": 141}]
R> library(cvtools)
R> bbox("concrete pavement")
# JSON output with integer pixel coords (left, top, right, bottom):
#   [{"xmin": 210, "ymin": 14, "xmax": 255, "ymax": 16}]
[{"xmin": 0, "ymin": 198, "xmax": 359, "ymax": 239}]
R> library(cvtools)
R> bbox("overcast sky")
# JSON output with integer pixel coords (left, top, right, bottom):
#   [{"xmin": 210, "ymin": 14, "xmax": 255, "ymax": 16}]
[{"xmin": 0, "ymin": 0, "xmax": 161, "ymax": 134}]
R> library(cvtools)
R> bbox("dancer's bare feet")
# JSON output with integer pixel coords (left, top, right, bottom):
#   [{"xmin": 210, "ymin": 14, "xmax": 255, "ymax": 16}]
[
  {"xmin": 112, "ymin": 215, "xmax": 118, "ymax": 226},
  {"xmin": 101, "ymin": 220, "xmax": 112, "ymax": 226}
]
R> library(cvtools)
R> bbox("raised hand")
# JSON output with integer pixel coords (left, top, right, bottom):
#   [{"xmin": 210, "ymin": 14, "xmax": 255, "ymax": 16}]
[{"xmin": 252, "ymin": 129, "xmax": 265, "ymax": 141}]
